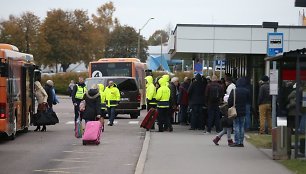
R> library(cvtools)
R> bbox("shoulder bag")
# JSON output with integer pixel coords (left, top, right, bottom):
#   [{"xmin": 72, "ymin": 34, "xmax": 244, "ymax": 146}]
[{"xmin": 228, "ymin": 89, "xmax": 237, "ymax": 119}]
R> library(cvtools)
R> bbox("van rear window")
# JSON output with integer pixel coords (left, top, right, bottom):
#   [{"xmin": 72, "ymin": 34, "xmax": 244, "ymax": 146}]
[{"xmin": 114, "ymin": 79, "xmax": 138, "ymax": 91}]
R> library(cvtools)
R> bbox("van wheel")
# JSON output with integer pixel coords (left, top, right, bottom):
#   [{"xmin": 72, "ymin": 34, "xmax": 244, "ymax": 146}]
[{"xmin": 130, "ymin": 114, "xmax": 138, "ymax": 119}]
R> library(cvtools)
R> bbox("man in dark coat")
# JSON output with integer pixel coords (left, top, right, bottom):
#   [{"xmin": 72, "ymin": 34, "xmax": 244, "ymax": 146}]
[
  {"xmin": 71, "ymin": 77, "xmax": 87, "ymax": 122},
  {"xmin": 205, "ymin": 75, "xmax": 224, "ymax": 133},
  {"xmin": 188, "ymin": 73, "xmax": 205, "ymax": 130},
  {"xmin": 258, "ymin": 75, "xmax": 272, "ymax": 134}
]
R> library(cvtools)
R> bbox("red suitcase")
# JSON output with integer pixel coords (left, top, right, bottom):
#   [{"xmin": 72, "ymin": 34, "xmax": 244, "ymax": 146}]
[{"xmin": 141, "ymin": 108, "xmax": 158, "ymax": 130}]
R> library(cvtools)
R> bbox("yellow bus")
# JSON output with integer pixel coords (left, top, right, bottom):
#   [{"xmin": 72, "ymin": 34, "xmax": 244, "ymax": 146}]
[
  {"xmin": 0, "ymin": 44, "xmax": 38, "ymax": 139},
  {"xmin": 88, "ymin": 58, "xmax": 147, "ymax": 109}
]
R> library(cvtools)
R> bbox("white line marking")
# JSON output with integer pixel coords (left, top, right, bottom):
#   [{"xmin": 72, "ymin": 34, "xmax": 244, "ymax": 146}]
[
  {"xmin": 65, "ymin": 121, "xmax": 74, "ymax": 125},
  {"xmin": 129, "ymin": 121, "xmax": 139, "ymax": 124}
]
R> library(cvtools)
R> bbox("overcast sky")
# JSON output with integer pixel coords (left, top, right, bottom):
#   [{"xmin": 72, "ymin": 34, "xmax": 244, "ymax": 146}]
[{"xmin": 0, "ymin": 0, "xmax": 305, "ymax": 38}]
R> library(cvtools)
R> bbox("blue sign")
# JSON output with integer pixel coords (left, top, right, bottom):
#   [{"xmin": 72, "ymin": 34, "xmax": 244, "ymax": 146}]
[
  {"xmin": 194, "ymin": 62, "xmax": 203, "ymax": 76},
  {"xmin": 267, "ymin": 32, "xmax": 283, "ymax": 56}
]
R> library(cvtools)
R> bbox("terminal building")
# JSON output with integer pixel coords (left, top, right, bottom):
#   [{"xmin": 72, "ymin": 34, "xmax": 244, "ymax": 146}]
[{"xmin": 167, "ymin": 24, "xmax": 306, "ymax": 128}]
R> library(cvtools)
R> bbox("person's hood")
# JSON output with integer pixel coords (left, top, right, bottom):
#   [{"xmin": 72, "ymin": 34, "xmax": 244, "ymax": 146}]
[
  {"xmin": 236, "ymin": 78, "xmax": 247, "ymax": 87},
  {"xmin": 86, "ymin": 89, "xmax": 100, "ymax": 99},
  {"xmin": 158, "ymin": 77, "xmax": 168, "ymax": 87},
  {"xmin": 162, "ymin": 74, "xmax": 170, "ymax": 82},
  {"xmin": 195, "ymin": 73, "xmax": 202, "ymax": 82},
  {"xmin": 97, "ymin": 84, "xmax": 104, "ymax": 91},
  {"xmin": 145, "ymin": 76, "xmax": 153, "ymax": 84}
]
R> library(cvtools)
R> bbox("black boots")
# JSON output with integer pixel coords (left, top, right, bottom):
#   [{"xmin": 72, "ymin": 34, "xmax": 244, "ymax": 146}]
[
  {"xmin": 41, "ymin": 125, "xmax": 46, "ymax": 132},
  {"xmin": 34, "ymin": 126, "xmax": 40, "ymax": 132},
  {"xmin": 35, "ymin": 125, "xmax": 46, "ymax": 132}
]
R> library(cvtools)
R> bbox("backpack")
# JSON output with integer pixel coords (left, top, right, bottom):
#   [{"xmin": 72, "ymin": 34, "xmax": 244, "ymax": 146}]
[{"xmin": 209, "ymin": 84, "xmax": 221, "ymax": 102}]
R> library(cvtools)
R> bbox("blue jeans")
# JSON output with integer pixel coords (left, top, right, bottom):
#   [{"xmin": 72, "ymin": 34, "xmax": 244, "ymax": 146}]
[
  {"xmin": 233, "ymin": 117, "xmax": 245, "ymax": 145},
  {"xmin": 244, "ymin": 104, "xmax": 251, "ymax": 130},
  {"xmin": 207, "ymin": 106, "xmax": 221, "ymax": 132},
  {"xmin": 217, "ymin": 127, "xmax": 232, "ymax": 140},
  {"xmin": 107, "ymin": 107, "xmax": 116, "ymax": 124}
]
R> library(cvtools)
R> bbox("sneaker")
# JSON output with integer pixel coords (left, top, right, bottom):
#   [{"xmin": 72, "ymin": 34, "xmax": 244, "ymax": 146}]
[{"xmin": 108, "ymin": 123, "xmax": 113, "ymax": 126}]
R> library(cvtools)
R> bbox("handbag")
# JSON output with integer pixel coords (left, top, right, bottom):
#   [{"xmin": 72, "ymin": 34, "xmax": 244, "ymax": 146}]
[
  {"xmin": 35, "ymin": 109, "xmax": 59, "ymax": 126},
  {"xmin": 228, "ymin": 89, "xmax": 237, "ymax": 119}
]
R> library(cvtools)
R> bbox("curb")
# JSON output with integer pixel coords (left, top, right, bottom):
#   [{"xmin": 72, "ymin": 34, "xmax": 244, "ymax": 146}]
[{"xmin": 134, "ymin": 131, "xmax": 151, "ymax": 174}]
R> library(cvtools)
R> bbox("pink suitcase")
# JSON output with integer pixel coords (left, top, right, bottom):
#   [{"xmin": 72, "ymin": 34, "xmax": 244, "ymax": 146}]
[{"xmin": 82, "ymin": 121, "xmax": 103, "ymax": 145}]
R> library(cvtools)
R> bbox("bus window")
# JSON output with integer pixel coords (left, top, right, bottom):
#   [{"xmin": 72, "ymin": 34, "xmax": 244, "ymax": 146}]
[
  {"xmin": 0, "ymin": 63, "xmax": 8, "ymax": 77},
  {"xmin": 91, "ymin": 62, "xmax": 132, "ymax": 76}
]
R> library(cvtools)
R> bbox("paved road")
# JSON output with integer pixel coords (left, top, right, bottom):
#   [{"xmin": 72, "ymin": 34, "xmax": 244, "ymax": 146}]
[{"xmin": 0, "ymin": 98, "xmax": 146, "ymax": 174}]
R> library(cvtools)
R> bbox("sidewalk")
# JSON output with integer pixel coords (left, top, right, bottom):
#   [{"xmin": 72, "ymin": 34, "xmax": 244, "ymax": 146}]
[{"xmin": 138, "ymin": 125, "xmax": 292, "ymax": 174}]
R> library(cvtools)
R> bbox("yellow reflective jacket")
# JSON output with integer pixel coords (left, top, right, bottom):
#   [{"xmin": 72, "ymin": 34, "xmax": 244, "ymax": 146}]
[
  {"xmin": 104, "ymin": 84, "xmax": 121, "ymax": 107},
  {"xmin": 145, "ymin": 76, "xmax": 157, "ymax": 105},
  {"xmin": 98, "ymin": 84, "xmax": 107, "ymax": 110},
  {"xmin": 155, "ymin": 77, "xmax": 170, "ymax": 108},
  {"xmin": 75, "ymin": 85, "xmax": 87, "ymax": 100}
]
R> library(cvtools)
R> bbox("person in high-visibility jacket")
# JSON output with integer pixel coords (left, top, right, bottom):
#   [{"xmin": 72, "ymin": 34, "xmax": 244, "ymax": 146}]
[
  {"xmin": 97, "ymin": 83, "xmax": 107, "ymax": 130},
  {"xmin": 104, "ymin": 80, "xmax": 121, "ymax": 126},
  {"xmin": 145, "ymin": 76, "xmax": 157, "ymax": 109},
  {"xmin": 161, "ymin": 74, "xmax": 174, "ymax": 131},
  {"xmin": 155, "ymin": 76, "xmax": 171, "ymax": 132},
  {"xmin": 71, "ymin": 76, "xmax": 87, "ymax": 122},
  {"xmin": 145, "ymin": 75, "xmax": 157, "ymax": 129}
]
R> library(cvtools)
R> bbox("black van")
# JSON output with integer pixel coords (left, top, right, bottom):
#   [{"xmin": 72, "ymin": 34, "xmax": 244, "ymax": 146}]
[{"xmin": 85, "ymin": 77, "xmax": 141, "ymax": 118}]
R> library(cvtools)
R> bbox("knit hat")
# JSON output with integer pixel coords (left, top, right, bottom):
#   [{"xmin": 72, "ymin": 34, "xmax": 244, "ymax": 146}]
[{"xmin": 261, "ymin": 75, "xmax": 269, "ymax": 82}]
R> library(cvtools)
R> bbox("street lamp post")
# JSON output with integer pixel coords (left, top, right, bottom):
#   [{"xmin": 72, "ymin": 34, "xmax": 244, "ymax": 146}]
[{"xmin": 137, "ymin": 17, "xmax": 154, "ymax": 61}]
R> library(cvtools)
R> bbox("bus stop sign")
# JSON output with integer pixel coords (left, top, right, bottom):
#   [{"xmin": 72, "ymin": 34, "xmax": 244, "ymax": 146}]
[{"xmin": 267, "ymin": 32, "xmax": 283, "ymax": 56}]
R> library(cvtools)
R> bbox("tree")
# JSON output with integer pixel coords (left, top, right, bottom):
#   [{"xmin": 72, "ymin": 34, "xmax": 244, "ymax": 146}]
[
  {"xmin": 148, "ymin": 30, "xmax": 169, "ymax": 46},
  {"xmin": 39, "ymin": 9, "xmax": 95, "ymax": 72},
  {"xmin": 0, "ymin": 15, "xmax": 24, "ymax": 49},
  {"xmin": 0, "ymin": 12, "xmax": 41, "ymax": 63},
  {"xmin": 105, "ymin": 25, "xmax": 148, "ymax": 62},
  {"xmin": 92, "ymin": 1, "xmax": 116, "ymax": 58}
]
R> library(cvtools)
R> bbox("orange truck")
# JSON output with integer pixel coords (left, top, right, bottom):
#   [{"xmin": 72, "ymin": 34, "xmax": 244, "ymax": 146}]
[{"xmin": 0, "ymin": 44, "xmax": 39, "ymax": 140}]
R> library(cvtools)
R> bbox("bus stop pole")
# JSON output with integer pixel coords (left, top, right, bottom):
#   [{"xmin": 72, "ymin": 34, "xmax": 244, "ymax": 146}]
[
  {"xmin": 272, "ymin": 61, "xmax": 277, "ymax": 128},
  {"xmin": 271, "ymin": 27, "xmax": 278, "ymax": 128}
]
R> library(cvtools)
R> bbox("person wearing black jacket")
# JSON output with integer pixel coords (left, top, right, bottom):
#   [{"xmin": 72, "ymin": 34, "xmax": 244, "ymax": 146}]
[
  {"xmin": 205, "ymin": 75, "xmax": 224, "ymax": 133},
  {"xmin": 188, "ymin": 73, "xmax": 205, "ymax": 130},
  {"xmin": 228, "ymin": 77, "xmax": 250, "ymax": 147},
  {"xmin": 169, "ymin": 77, "xmax": 180, "ymax": 128},
  {"xmin": 82, "ymin": 85, "xmax": 102, "ymax": 123},
  {"xmin": 258, "ymin": 75, "xmax": 272, "ymax": 134},
  {"xmin": 71, "ymin": 77, "xmax": 87, "ymax": 122}
]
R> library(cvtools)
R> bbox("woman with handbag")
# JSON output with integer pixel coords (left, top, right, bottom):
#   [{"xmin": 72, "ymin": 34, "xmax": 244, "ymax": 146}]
[
  {"xmin": 212, "ymin": 77, "xmax": 235, "ymax": 146},
  {"xmin": 227, "ymin": 77, "xmax": 250, "ymax": 147},
  {"xmin": 33, "ymin": 81, "xmax": 48, "ymax": 132}
]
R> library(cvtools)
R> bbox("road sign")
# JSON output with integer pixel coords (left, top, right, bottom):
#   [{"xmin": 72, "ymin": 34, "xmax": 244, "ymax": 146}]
[
  {"xmin": 194, "ymin": 62, "xmax": 203, "ymax": 76},
  {"xmin": 92, "ymin": 70, "xmax": 102, "ymax": 77},
  {"xmin": 267, "ymin": 32, "xmax": 283, "ymax": 56}
]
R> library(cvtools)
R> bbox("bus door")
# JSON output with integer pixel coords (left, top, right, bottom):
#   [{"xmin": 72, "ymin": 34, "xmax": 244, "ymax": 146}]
[
  {"xmin": 7, "ymin": 59, "xmax": 21, "ymax": 134},
  {"xmin": 21, "ymin": 64, "xmax": 34, "ymax": 129}
]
